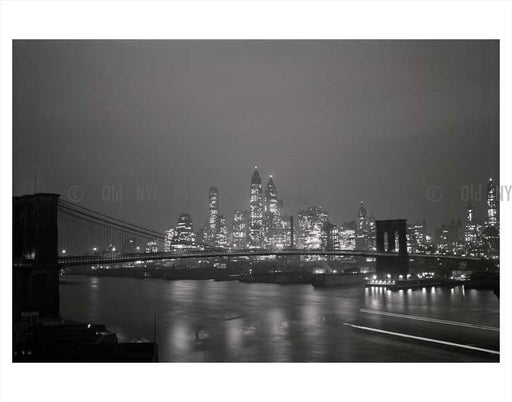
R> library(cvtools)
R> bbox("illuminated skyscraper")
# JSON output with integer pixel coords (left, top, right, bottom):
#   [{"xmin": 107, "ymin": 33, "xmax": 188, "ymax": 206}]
[
  {"xmin": 231, "ymin": 209, "xmax": 248, "ymax": 249},
  {"xmin": 265, "ymin": 176, "xmax": 279, "ymax": 216},
  {"xmin": 263, "ymin": 175, "xmax": 280, "ymax": 248},
  {"xmin": 368, "ymin": 220, "xmax": 376, "ymax": 251},
  {"xmin": 464, "ymin": 205, "xmax": 478, "ymax": 244},
  {"xmin": 321, "ymin": 222, "xmax": 339, "ymax": 251},
  {"xmin": 339, "ymin": 228, "xmax": 356, "ymax": 250},
  {"xmin": 208, "ymin": 187, "xmax": 219, "ymax": 245},
  {"xmin": 355, "ymin": 201, "xmax": 370, "ymax": 250},
  {"xmin": 482, "ymin": 178, "xmax": 499, "ymax": 258},
  {"xmin": 249, "ymin": 166, "xmax": 264, "ymax": 248},
  {"xmin": 172, "ymin": 213, "xmax": 196, "ymax": 249},
  {"xmin": 485, "ymin": 177, "xmax": 498, "ymax": 229},
  {"xmin": 196, "ymin": 222, "xmax": 208, "ymax": 246},
  {"xmin": 215, "ymin": 215, "xmax": 228, "ymax": 248},
  {"xmin": 407, "ymin": 220, "xmax": 427, "ymax": 253},
  {"xmin": 434, "ymin": 219, "xmax": 462, "ymax": 251},
  {"xmin": 297, "ymin": 206, "xmax": 329, "ymax": 250},
  {"xmin": 164, "ymin": 228, "xmax": 176, "ymax": 252},
  {"xmin": 274, "ymin": 214, "xmax": 292, "ymax": 249}
]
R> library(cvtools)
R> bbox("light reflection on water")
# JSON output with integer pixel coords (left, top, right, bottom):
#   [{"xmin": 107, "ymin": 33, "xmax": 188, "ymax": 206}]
[{"xmin": 60, "ymin": 276, "xmax": 499, "ymax": 362}]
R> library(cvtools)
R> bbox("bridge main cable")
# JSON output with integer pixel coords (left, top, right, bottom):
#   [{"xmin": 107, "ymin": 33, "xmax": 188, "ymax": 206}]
[
  {"xmin": 58, "ymin": 199, "xmax": 165, "ymax": 240},
  {"xmin": 58, "ymin": 208, "xmax": 165, "ymax": 241}
]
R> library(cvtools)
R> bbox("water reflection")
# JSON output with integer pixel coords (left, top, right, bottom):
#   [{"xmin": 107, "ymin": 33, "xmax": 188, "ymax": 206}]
[{"xmin": 60, "ymin": 276, "xmax": 499, "ymax": 362}]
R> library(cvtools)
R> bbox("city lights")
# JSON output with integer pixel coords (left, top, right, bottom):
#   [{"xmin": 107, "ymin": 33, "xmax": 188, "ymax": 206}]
[{"xmin": 78, "ymin": 172, "xmax": 498, "ymax": 261}]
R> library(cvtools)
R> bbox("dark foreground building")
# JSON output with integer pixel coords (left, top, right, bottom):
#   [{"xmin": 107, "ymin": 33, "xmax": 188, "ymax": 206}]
[{"xmin": 13, "ymin": 193, "xmax": 157, "ymax": 362}]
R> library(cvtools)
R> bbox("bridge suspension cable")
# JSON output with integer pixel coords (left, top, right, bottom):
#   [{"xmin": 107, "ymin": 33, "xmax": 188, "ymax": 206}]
[
  {"xmin": 57, "ymin": 199, "xmax": 165, "ymax": 257},
  {"xmin": 58, "ymin": 199, "xmax": 165, "ymax": 239},
  {"xmin": 58, "ymin": 208, "xmax": 164, "ymax": 240}
]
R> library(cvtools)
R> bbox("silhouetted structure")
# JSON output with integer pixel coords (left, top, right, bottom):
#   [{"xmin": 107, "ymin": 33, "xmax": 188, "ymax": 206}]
[
  {"xmin": 13, "ymin": 193, "xmax": 60, "ymax": 320},
  {"xmin": 375, "ymin": 219, "xmax": 408, "ymax": 277}
]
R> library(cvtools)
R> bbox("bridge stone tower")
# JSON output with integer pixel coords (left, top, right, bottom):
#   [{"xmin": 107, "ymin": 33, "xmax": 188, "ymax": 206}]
[
  {"xmin": 375, "ymin": 219, "xmax": 408, "ymax": 278},
  {"xmin": 13, "ymin": 193, "xmax": 60, "ymax": 321}
]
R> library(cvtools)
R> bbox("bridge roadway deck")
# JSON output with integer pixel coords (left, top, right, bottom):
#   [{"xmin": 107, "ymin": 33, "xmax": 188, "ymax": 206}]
[{"xmin": 56, "ymin": 249, "xmax": 483, "ymax": 267}]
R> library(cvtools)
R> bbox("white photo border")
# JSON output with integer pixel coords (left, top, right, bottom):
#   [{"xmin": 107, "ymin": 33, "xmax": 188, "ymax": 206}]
[{"xmin": 1, "ymin": 1, "xmax": 511, "ymax": 402}]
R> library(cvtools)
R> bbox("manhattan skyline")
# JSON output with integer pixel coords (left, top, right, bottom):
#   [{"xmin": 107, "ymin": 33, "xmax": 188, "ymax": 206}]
[
  {"xmin": 160, "ymin": 165, "xmax": 497, "ymax": 259},
  {"xmin": 13, "ymin": 40, "xmax": 499, "ymax": 232}
]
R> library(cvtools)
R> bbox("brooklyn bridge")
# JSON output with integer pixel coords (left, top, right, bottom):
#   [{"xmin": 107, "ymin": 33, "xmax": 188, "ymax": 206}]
[{"xmin": 13, "ymin": 193, "xmax": 491, "ymax": 320}]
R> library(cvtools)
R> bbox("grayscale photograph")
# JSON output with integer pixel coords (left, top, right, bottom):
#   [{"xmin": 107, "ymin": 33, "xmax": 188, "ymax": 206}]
[{"xmin": 12, "ymin": 39, "xmax": 500, "ymax": 363}]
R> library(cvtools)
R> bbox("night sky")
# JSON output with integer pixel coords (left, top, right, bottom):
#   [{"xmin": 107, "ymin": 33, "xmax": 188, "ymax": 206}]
[{"xmin": 13, "ymin": 40, "xmax": 499, "ymax": 233}]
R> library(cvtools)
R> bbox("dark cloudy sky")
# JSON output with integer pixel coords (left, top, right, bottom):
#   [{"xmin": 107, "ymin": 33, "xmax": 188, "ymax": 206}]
[{"xmin": 13, "ymin": 40, "xmax": 499, "ymax": 233}]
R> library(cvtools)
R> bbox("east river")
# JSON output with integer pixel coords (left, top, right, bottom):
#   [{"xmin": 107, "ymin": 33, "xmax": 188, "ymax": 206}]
[{"xmin": 60, "ymin": 275, "xmax": 499, "ymax": 362}]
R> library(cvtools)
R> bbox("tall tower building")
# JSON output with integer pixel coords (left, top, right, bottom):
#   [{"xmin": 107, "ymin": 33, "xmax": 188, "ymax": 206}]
[
  {"xmin": 265, "ymin": 175, "xmax": 279, "ymax": 215},
  {"xmin": 249, "ymin": 166, "xmax": 264, "ymax": 248},
  {"xmin": 208, "ymin": 187, "xmax": 219, "ymax": 245},
  {"xmin": 464, "ymin": 205, "xmax": 478, "ymax": 244},
  {"xmin": 164, "ymin": 228, "xmax": 176, "ymax": 252},
  {"xmin": 274, "ymin": 213, "xmax": 292, "ymax": 250},
  {"xmin": 486, "ymin": 177, "xmax": 498, "ymax": 229},
  {"xmin": 196, "ymin": 221, "xmax": 208, "ymax": 246},
  {"xmin": 483, "ymin": 178, "xmax": 499, "ymax": 258},
  {"xmin": 173, "ymin": 213, "xmax": 196, "ymax": 248},
  {"xmin": 356, "ymin": 201, "xmax": 370, "ymax": 250},
  {"xmin": 215, "ymin": 215, "xmax": 228, "ymax": 248},
  {"xmin": 406, "ymin": 220, "xmax": 426, "ymax": 253},
  {"xmin": 263, "ymin": 175, "xmax": 279, "ymax": 248},
  {"xmin": 321, "ymin": 222, "xmax": 340, "ymax": 251},
  {"xmin": 467, "ymin": 204, "xmax": 474, "ymax": 224},
  {"xmin": 231, "ymin": 210, "xmax": 248, "ymax": 249}
]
